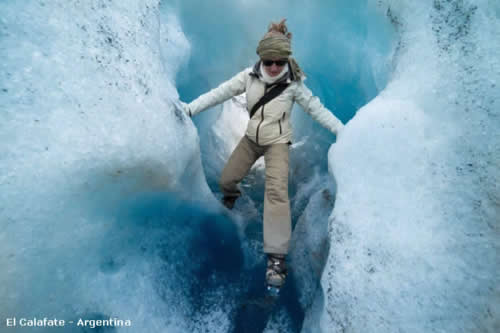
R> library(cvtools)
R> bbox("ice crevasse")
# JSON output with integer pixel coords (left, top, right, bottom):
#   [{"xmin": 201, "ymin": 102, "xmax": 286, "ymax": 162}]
[{"xmin": 0, "ymin": 0, "xmax": 499, "ymax": 332}]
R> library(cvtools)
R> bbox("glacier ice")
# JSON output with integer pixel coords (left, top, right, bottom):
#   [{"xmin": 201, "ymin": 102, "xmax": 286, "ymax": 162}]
[
  {"xmin": 0, "ymin": 0, "xmax": 220, "ymax": 332},
  {"xmin": 324, "ymin": 1, "xmax": 500, "ymax": 332},
  {"xmin": 1, "ymin": 0, "xmax": 499, "ymax": 332}
]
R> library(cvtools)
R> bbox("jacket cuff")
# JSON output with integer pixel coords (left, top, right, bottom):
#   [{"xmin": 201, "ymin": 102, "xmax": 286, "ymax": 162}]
[{"xmin": 335, "ymin": 122, "xmax": 345, "ymax": 135}]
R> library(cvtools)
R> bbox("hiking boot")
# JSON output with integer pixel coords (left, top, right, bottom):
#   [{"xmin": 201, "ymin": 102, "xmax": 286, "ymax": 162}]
[
  {"xmin": 266, "ymin": 254, "xmax": 287, "ymax": 288},
  {"xmin": 222, "ymin": 196, "xmax": 237, "ymax": 210}
]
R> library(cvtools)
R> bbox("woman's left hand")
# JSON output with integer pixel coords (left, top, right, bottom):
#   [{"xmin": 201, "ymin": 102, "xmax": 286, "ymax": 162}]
[{"xmin": 335, "ymin": 124, "xmax": 345, "ymax": 139}]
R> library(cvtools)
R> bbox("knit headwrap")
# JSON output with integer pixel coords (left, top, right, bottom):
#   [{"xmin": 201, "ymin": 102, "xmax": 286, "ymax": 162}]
[{"xmin": 256, "ymin": 20, "xmax": 304, "ymax": 81}]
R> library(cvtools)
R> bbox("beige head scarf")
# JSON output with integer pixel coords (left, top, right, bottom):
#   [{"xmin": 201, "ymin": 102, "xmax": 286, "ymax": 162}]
[{"xmin": 256, "ymin": 19, "xmax": 304, "ymax": 81}]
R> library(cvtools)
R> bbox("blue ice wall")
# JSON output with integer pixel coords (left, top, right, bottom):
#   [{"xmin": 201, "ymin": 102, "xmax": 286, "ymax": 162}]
[
  {"xmin": 323, "ymin": 1, "xmax": 500, "ymax": 332},
  {"xmin": 0, "ymin": 1, "xmax": 222, "ymax": 331}
]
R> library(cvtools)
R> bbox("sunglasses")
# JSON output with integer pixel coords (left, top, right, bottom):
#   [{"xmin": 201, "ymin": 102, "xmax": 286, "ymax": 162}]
[{"xmin": 262, "ymin": 59, "xmax": 288, "ymax": 67}]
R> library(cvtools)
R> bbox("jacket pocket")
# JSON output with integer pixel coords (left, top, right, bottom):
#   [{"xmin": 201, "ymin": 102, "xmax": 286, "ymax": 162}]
[{"xmin": 278, "ymin": 119, "xmax": 282, "ymax": 135}]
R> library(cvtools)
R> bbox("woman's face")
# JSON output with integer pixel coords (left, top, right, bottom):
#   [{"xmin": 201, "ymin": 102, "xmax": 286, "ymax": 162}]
[{"xmin": 262, "ymin": 58, "xmax": 288, "ymax": 77}]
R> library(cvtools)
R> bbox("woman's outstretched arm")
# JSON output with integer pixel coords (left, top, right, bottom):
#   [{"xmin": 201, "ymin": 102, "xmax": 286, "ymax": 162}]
[
  {"xmin": 182, "ymin": 67, "xmax": 252, "ymax": 117},
  {"xmin": 294, "ymin": 81, "xmax": 344, "ymax": 136}
]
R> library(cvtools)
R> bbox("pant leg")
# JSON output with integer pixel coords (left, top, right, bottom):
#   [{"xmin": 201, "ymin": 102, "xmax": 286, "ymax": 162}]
[
  {"xmin": 219, "ymin": 136, "xmax": 263, "ymax": 199},
  {"xmin": 262, "ymin": 143, "xmax": 291, "ymax": 255}
]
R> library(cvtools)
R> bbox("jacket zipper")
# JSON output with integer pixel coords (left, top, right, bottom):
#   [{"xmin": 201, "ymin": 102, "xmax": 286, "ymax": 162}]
[
  {"xmin": 255, "ymin": 86, "xmax": 269, "ymax": 145},
  {"xmin": 279, "ymin": 112, "xmax": 285, "ymax": 135}
]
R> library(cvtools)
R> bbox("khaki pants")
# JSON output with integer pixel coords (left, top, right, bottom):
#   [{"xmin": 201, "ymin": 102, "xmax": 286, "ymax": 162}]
[{"xmin": 219, "ymin": 136, "xmax": 291, "ymax": 255}]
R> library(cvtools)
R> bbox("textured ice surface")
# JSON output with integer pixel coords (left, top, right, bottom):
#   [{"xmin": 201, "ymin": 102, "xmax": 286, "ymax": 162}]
[
  {"xmin": 325, "ymin": 1, "xmax": 500, "ymax": 332},
  {"xmin": 0, "ymin": 0, "xmax": 217, "ymax": 331},
  {"xmin": 291, "ymin": 184, "xmax": 336, "ymax": 311}
]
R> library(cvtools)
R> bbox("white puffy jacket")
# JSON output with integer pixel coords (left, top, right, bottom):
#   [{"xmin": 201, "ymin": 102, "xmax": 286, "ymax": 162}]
[{"xmin": 183, "ymin": 61, "xmax": 344, "ymax": 146}]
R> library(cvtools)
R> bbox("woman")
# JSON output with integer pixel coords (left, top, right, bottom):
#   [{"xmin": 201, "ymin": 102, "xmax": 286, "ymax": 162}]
[{"xmin": 180, "ymin": 19, "xmax": 344, "ymax": 290}]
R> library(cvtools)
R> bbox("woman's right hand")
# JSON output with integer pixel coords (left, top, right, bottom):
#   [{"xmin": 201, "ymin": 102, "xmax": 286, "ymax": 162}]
[{"xmin": 179, "ymin": 101, "xmax": 192, "ymax": 117}]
